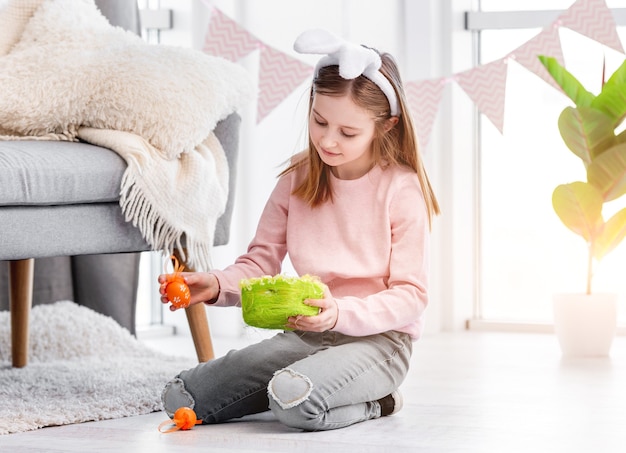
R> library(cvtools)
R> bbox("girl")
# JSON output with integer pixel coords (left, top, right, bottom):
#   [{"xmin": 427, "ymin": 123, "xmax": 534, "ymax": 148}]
[{"xmin": 158, "ymin": 29, "xmax": 439, "ymax": 431}]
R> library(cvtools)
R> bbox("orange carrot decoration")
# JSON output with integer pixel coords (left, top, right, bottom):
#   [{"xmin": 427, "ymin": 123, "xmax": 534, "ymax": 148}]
[
  {"xmin": 158, "ymin": 407, "xmax": 202, "ymax": 433},
  {"xmin": 164, "ymin": 255, "xmax": 191, "ymax": 309}
]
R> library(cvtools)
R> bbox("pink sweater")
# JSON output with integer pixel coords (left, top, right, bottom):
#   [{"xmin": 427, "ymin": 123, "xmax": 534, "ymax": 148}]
[{"xmin": 211, "ymin": 163, "xmax": 430, "ymax": 340}]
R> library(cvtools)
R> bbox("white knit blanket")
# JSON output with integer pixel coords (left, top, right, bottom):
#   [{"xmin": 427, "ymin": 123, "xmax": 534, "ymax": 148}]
[{"xmin": 0, "ymin": 0, "xmax": 254, "ymax": 270}]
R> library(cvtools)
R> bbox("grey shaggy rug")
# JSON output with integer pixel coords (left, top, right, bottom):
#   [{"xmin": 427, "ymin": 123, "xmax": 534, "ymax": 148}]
[{"xmin": 0, "ymin": 301, "xmax": 195, "ymax": 435}]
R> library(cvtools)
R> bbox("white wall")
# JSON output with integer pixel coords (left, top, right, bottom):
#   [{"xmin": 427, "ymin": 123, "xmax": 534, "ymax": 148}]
[{"xmin": 147, "ymin": 0, "xmax": 475, "ymax": 336}]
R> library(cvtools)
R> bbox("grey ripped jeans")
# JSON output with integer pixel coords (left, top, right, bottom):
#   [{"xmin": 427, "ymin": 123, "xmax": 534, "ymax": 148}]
[{"xmin": 162, "ymin": 329, "xmax": 412, "ymax": 431}]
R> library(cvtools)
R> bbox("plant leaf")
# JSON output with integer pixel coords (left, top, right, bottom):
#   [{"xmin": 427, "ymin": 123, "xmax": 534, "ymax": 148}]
[
  {"xmin": 592, "ymin": 59, "xmax": 626, "ymax": 125},
  {"xmin": 616, "ymin": 128, "xmax": 626, "ymax": 145},
  {"xmin": 538, "ymin": 55, "xmax": 595, "ymax": 107},
  {"xmin": 586, "ymin": 142, "xmax": 626, "ymax": 201},
  {"xmin": 558, "ymin": 107, "xmax": 615, "ymax": 164},
  {"xmin": 552, "ymin": 182, "xmax": 603, "ymax": 241},
  {"xmin": 593, "ymin": 208, "xmax": 626, "ymax": 260}
]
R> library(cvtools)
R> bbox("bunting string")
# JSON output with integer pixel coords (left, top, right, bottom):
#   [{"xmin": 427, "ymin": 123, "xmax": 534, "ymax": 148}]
[{"xmin": 201, "ymin": 0, "xmax": 624, "ymax": 147}]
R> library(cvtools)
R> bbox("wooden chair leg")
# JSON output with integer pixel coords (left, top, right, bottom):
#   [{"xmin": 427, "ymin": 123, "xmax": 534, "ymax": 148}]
[
  {"xmin": 185, "ymin": 303, "xmax": 215, "ymax": 362},
  {"xmin": 9, "ymin": 259, "xmax": 34, "ymax": 368},
  {"xmin": 173, "ymin": 250, "xmax": 215, "ymax": 363}
]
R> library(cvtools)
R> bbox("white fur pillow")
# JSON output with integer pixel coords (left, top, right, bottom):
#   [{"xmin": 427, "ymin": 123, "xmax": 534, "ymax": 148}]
[{"xmin": 0, "ymin": 0, "xmax": 254, "ymax": 158}]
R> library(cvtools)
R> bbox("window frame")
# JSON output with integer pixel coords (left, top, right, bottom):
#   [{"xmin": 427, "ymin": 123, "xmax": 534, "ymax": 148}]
[{"xmin": 465, "ymin": 6, "xmax": 626, "ymax": 334}]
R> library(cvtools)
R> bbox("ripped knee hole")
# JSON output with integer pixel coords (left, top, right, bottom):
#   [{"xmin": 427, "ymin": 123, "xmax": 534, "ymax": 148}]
[
  {"xmin": 267, "ymin": 368, "xmax": 313, "ymax": 410},
  {"xmin": 162, "ymin": 377, "xmax": 195, "ymax": 417}
]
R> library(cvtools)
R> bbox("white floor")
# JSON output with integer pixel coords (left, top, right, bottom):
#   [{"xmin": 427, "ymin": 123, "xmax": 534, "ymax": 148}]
[{"xmin": 1, "ymin": 330, "xmax": 625, "ymax": 453}]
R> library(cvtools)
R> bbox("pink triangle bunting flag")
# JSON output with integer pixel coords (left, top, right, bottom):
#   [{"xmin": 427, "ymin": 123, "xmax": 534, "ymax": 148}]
[
  {"xmin": 455, "ymin": 58, "xmax": 509, "ymax": 134},
  {"xmin": 257, "ymin": 45, "xmax": 314, "ymax": 123},
  {"xmin": 557, "ymin": 0, "xmax": 624, "ymax": 54},
  {"xmin": 202, "ymin": 7, "xmax": 260, "ymax": 62},
  {"xmin": 509, "ymin": 25, "xmax": 565, "ymax": 92},
  {"xmin": 405, "ymin": 78, "xmax": 447, "ymax": 149}
]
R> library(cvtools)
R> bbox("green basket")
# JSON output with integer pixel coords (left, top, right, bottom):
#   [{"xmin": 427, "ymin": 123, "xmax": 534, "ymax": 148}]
[{"xmin": 240, "ymin": 275, "xmax": 324, "ymax": 329}]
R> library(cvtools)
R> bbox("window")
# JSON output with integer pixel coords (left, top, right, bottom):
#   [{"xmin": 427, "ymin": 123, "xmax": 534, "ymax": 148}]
[{"xmin": 470, "ymin": 2, "xmax": 626, "ymax": 327}]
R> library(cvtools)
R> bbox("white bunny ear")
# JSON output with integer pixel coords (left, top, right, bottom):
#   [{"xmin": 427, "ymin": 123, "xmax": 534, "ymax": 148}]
[
  {"xmin": 293, "ymin": 29, "xmax": 344, "ymax": 55},
  {"xmin": 295, "ymin": 28, "xmax": 380, "ymax": 79},
  {"xmin": 337, "ymin": 45, "xmax": 380, "ymax": 79}
]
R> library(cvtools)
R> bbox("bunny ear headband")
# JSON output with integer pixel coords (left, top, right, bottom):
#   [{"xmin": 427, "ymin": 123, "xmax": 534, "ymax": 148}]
[{"xmin": 293, "ymin": 29, "xmax": 400, "ymax": 117}]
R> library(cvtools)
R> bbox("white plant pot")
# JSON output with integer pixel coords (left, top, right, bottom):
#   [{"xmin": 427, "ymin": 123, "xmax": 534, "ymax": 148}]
[{"xmin": 552, "ymin": 293, "xmax": 618, "ymax": 357}]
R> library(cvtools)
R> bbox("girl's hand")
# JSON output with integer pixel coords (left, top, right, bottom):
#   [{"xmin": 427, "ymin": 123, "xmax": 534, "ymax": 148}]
[
  {"xmin": 287, "ymin": 286, "xmax": 338, "ymax": 332},
  {"xmin": 158, "ymin": 272, "xmax": 220, "ymax": 311}
]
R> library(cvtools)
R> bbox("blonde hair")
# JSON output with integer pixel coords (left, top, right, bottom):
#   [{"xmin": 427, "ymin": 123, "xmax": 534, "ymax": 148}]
[{"xmin": 280, "ymin": 50, "xmax": 440, "ymax": 227}]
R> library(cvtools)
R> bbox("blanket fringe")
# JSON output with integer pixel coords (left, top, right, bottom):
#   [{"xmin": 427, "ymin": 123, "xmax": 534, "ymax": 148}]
[
  {"xmin": 0, "ymin": 130, "xmax": 77, "ymax": 141},
  {"xmin": 120, "ymin": 172, "xmax": 213, "ymax": 271}
]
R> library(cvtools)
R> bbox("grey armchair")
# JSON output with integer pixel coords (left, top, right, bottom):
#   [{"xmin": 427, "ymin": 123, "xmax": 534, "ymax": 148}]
[
  {"xmin": 0, "ymin": 114, "xmax": 240, "ymax": 367},
  {"xmin": 0, "ymin": 0, "xmax": 241, "ymax": 367}
]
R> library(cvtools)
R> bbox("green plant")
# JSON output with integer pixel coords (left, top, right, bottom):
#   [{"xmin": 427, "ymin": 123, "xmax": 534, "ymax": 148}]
[{"xmin": 539, "ymin": 55, "xmax": 626, "ymax": 294}]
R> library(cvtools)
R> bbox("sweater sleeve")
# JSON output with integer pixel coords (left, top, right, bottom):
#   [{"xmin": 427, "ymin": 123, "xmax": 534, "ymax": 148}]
[
  {"xmin": 331, "ymin": 174, "xmax": 430, "ymax": 338},
  {"xmin": 210, "ymin": 174, "xmax": 292, "ymax": 306}
]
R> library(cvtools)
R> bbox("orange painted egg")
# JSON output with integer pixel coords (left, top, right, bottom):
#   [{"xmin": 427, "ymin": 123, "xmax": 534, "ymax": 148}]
[
  {"xmin": 166, "ymin": 280, "xmax": 191, "ymax": 308},
  {"xmin": 173, "ymin": 407, "xmax": 199, "ymax": 430}
]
